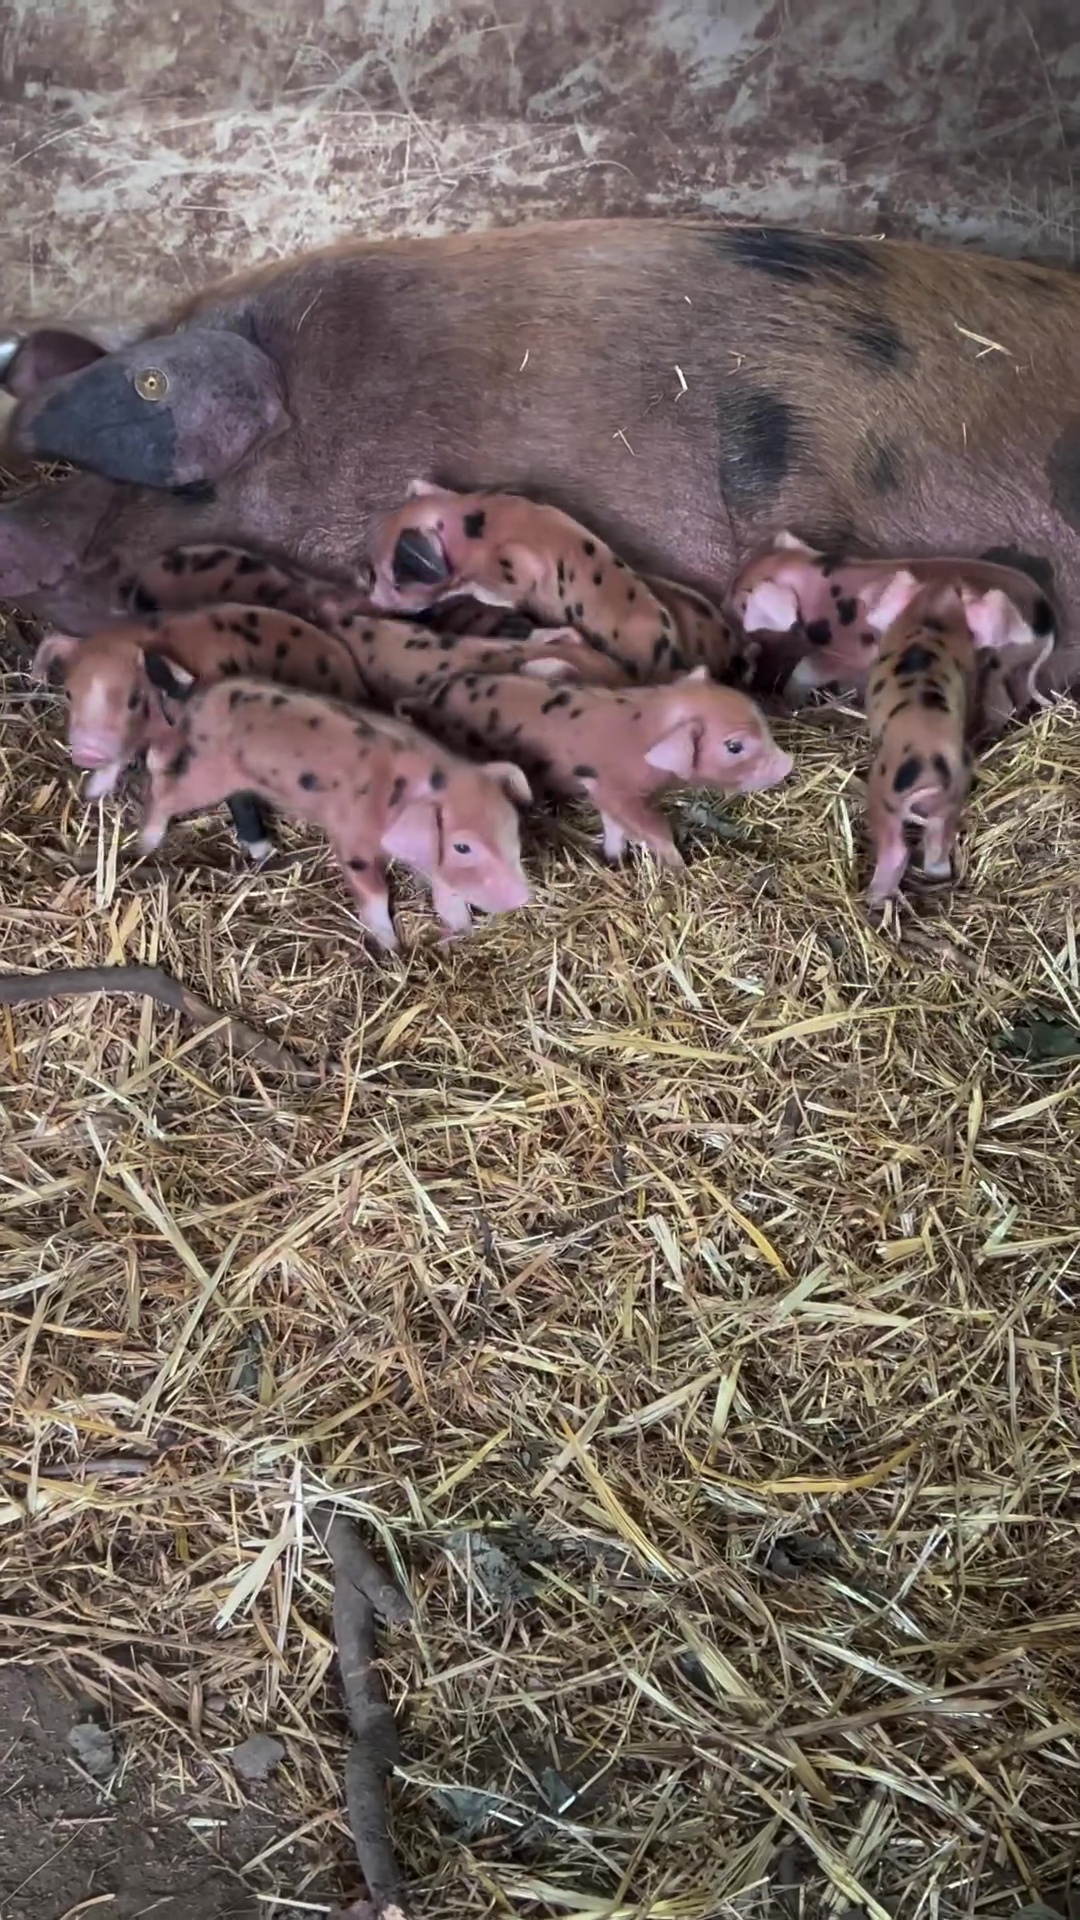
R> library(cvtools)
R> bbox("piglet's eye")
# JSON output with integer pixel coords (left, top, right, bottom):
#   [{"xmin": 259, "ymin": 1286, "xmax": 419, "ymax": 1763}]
[
  {"xmin": 453, "ymin": 840, "xmax": 472, "ymax": 855},
  {"xmin": 724, "ymin": 738, "xmax": 745, "ymax": 755}
]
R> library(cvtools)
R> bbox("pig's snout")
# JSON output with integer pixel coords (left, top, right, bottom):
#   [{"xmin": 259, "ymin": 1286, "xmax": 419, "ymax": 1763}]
[
  {"xmin": 392, "ymin": 527, "xmax": 451, "ymax": 589},
  {"xmin": 470, "ymin": 866, "xmax": 532, "ymax": 915},
  {"xmin": 69, "ymin": 727, "xmax": 121, "ymax": 768},
  {"xmin": 740, "ymin": 748, "xmax": 794, "ymax": 792}
]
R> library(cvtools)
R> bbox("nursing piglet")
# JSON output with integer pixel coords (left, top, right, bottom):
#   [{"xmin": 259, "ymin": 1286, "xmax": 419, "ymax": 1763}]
[
  {"xmin": 367, "ymin": 481, "xmax": 742, "ymax": 683},
  {"xmin": 138, "ymin": 678, "xmax": 532, "ymax": 948},
  {"xmin": 115, "ymin": 542, "xmax": 369, "ymax": 623},
  {"xmin": 863, "ymin": 576, "xmax": 985, "ymax": 904},
  {"xmin": 405, "ymin": 663, "xmax": 792, "ymax": 868},
  {"xmin": 31, "ymin": 606, "xmax": 370, "ymax": 798},
  {"xmin": 730, "ymin": 533, "xmax": 1059, "ymax": 717}
]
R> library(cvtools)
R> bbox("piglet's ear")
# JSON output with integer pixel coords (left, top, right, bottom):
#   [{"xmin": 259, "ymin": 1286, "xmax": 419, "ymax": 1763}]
[
  {"xmin": 484, "ymin": 760, "xmax": 532, "ymax": 806},
  {"xmin": 680, "ymin": 663, "xmax": 711, "ymax": 685},
  {"xmin": 741, "ymin": 581, "xmax": 800, "ymax": 633},
  {"xmin": 380, "ymin": 798, "xmax": 441, "ymax": 872},
  {"xmin": 144, "ymin": 652, "xmax": 196, "ymax": 699},
  {"xmin": 961, "ymin": 586, "xmax": 1024, "ymax": 651},
  {"xmin": 406, "ymin": 477, "xmax": 443, "ymax": 499},
  {"xmin": 30, "ymin": 632, "xmax": 81, "ymax": 681},
  {"xmin": 644, "ymin": 717, "xmax": 702, "ymax": 779},
  {"xmin": 861, "ymin": 568, "xmax": 921, "ymax": 633},
  {"xmin": 773, "ymin": 529, "xmax": 816, "ymax": 553}
]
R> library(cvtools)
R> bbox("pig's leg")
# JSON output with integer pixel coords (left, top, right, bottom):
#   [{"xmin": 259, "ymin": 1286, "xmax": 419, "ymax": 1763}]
[
  {"xmin": 332, "ymin": 844, "xmax": 399, "ymax": 952},
  {"xmin": 84, "ymin": 759, "xmax": 128, "ymax": 800},
  {"xmin": 226, "ymin": 792, "xmax": 275, "ymax": 862},
  {"xmin": 583, "ymin": 779, "xmax": 684, "ymax": 870},
  {"xmin": 139, "ymin": 756, "xmax": 238, "ymax": 853},
  {"xmin": 865, "ymin": 808, "xmax": 911, "ymax": 904},
  {"xmin": 920, "ymin": 804, "xmax": 963, "ymax": 881},
  {"xmin": 430, "ymin": 879, "xmax": 474, "ymax": 938},
  {"xmin": 784, "ymin": 654, "xmax": 833, "ymax": 708}
]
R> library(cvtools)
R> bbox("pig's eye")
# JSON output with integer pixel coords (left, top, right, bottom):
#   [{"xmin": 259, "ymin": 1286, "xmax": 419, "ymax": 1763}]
[
  {"xmin": 724, "ymin": 738, "xmax": 744, "ymax": 755},
  {"xmin": 453, "ymin": 840, "xmax": 472, "ymax": 855}
]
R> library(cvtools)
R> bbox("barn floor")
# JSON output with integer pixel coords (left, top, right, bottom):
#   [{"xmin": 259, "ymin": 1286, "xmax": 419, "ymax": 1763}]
[{"xmin": 0, "ymin": 554, "xmax": 1077, "ymax": 1918}]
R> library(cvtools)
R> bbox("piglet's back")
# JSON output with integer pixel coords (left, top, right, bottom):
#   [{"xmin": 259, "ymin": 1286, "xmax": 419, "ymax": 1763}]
[{"xmin": 182, "ymin": 680, "xmax": 393, "ymax": 808}]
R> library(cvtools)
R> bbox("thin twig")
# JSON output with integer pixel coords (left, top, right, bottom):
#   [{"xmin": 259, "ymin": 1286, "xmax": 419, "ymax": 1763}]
[
  {"xmin": 0, "ymin": 965, "xmax": 318, "ymax": 1081},
  {"xmin": 310, "ymin": 1505, "xmax": 411, "ymax": 1918}
]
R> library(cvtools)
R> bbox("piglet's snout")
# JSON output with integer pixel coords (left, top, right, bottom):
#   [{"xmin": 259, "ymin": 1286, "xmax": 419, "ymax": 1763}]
[
  {"xmin": 479, "ymin": 866, "xmax": 532, "ymax": 914},
  {"xmin": 739, "ymin": 747, "xmax": 794, "ymax": 792},
  {"xmin": 69, "ymin": 730, "xmax": 120, "ymax": 768}
]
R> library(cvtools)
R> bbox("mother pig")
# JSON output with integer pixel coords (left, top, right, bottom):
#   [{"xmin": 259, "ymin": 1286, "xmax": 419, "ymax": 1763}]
[{"xmin": 1, "ymin": 220, "xmax": 1078, "ymax": 694}]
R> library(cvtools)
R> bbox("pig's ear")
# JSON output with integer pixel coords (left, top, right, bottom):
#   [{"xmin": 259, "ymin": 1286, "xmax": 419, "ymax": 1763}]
[
  {"xmin": 380, "ymin": 798, "xmax": 441, "ymax": 871},
  {"xmin": 2, "ymin": 328, "xmax": 108, "ymax": 399},
  {"xmin": 741, "ymin": 581, "xmax": 801, "ymax": 633},
  {"xmin": 961, "ymin": 586, "xmax": 1024, "ymax": 651},
  {"xmin": 9, "ymin": 327, "xmax": 288, "ymax": 488},
  {"xmin": 30, "ymin": 632, "xmax": 81, "ymax": 681},
  {"xmin": 406, "ymin": 477, "xmax": 443, "ymax": 499},
  {"xmin": 773, "ymin": 529, "xmax": 816, "ymax": 554},
  {"xmin": 144, "ymin": 652, "xmax": 196, "ymax": 699},
  {"xmin": 521, "ymin": 656, "xmax": 575, "ymax": 680},
  {"xmin": 861, "ymin": 568, "xmax": 921, "ymax": 633},
  {"xmin": 484, "ymin": 760, "xmax": 532, "ymax": 806},
  {"xmin": 644, "ymin": 717, "xmax": 703, "ymax": 779},
  {"xmin": 679, "ymin": 663, "xmax": 711, "ymax": 685}
]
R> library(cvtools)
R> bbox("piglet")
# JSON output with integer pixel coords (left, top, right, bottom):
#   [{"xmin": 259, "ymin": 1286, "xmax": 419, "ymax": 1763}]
[
  {"xmin": 367, "ymin": 480, "xmax": 741, "ymax": 684},
  {"xmin": 115, "ymin": 542, "xmax": 371, "ymax": 623},
  {"xmin": 863, "ymin": 575, "xmax": 989, "ymax": 904},
  {"xmin": 729, "ymin": 532, "xmax": 1059, "ymax": 719},
  {"xmin": 137, "ymin": 676, "xmax": 532, "ymax": 949},
  {"xmin": 401, "ymin": 662, "xmax": 792, "ymax": 868}
]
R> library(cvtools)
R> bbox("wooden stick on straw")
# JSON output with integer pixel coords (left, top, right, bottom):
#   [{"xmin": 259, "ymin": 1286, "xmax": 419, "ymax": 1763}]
[{"xmin": 309, "ymin": 1503, "xmax": 413, "ymax": 1920}]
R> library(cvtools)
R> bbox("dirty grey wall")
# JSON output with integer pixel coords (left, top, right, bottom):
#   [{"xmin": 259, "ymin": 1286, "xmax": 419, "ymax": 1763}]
[{"xmin": 1, "ymin": 0, "xmax": 1077, "ymax": 327}]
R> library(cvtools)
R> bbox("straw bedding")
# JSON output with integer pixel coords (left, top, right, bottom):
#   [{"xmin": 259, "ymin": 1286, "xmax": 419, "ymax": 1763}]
[{"xmin": 1, "ymin": 539, "xmax": 1078, "ymax": 1916}]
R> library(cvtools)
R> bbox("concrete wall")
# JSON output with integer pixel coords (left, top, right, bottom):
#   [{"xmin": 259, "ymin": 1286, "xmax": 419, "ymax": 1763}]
[{"xmin": 1, "ymin": 0, "xmax": 1077, "ymax": 328}]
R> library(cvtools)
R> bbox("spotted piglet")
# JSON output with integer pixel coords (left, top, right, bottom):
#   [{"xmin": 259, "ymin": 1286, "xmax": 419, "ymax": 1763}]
[
  {"xmin": 138, "ymin": 678, "xmax": 532, "ymax": 949},
  {"xmin": 367, "ymin": 481, "xmax": 743, "ymax": 684},
  {"xmin": 115, "ymin": 542, "xmax": 370, "ymax": 623},
  {"xmin": 399, "ymin": 663, "xmax": 792, "ymax": 868},
  {"xmin": 862, "ymin": 574, "xmax": 994, "ymax": 905},
  {"xmin": 729, "ymin": 532, "xmax": 1059, "ymax": 721}
]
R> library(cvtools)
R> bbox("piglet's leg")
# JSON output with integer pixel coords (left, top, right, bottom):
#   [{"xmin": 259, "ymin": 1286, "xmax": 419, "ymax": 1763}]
[
  {"xmin": 920, "ymin": 805, "xmax": 963, "ymax": 881},
  {"xmin": 583, "ymin": 779, "xmax": 685, "ymax": 870},
  {"xmin": 226, "ymin": 792, "xmax": 275, "ymax": 862},
  {"xmin": 333, "ymin": 845, "xmax": 398, "ymax": 952},
  {"xmin": 785, "ymin": 653, "xmax": 834, "ymax": 707},
  {"xmin": 430, "ymin": 879, "xmax": 474, "ymax": 939},
  {"xmin": 139, "ymin": 756, "xmax": 235, "ymax": 853},
  {"xmin": 84, "ymin": 759, "xmax": 127, "ymax": 800}
]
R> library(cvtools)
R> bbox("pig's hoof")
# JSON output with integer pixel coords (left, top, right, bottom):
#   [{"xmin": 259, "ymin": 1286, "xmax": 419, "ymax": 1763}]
[
  {"xmin": 243, "ymin": 837, "xmax": 275, "ymax": 864},
  {"xmin": 921, "ymin": 858, "xmax": 953, "ymax": 881},
  {"xmin": 138, "ymin": 826, "xmax": 166, "ymax": 854}
]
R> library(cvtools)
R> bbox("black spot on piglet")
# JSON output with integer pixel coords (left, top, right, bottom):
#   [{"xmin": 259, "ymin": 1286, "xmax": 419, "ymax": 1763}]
[
  {"xmin": 805, "ymin": 618, "xmax": 833, "ymax": 646},
  {"xmin": 893, "ymin": 755, "xmax": 923, "ymax": 792},
  {"xmin": 298, "ymin": 771, "xmax": 322, "ymax": 791},
  {"xmin": 392, "ymin": 528, "xmax": 451, "ymax": 586},
  {"xmin": 463, "ymin": 510, "xmax": 486, "ymax": 539},
  {"xmin": 896, "ymin": 644, "xmax": 936, "ymax": 674}
]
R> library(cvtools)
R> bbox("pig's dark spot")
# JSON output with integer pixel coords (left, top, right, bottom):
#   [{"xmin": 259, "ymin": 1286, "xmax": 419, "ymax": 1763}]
[
  {"xmin": 860, "ymin": 630, "xmax": 877, "ymax": 648},
  {"xmin": 893, "ymin": 755, "xmax": 923, "ymax": 792},
  {"xmin": 573, "ymin": 763, "xmax": 597, "ymax": 779},
  {"xmin": 652, "ymin": 634, "xmax": 670, "ymax": 665},
  {"xmin": 720, "ymin": 227, "xmax": 882, "ymax": 283},
  {"xmin": 168, "ymin": 743, "xmax": 193, "ymax": 779},
  {"xmin": 1046, "ymin": 417, "xmax": 1080, "ymax": 533},
  {"xmin": 307, "ymin": 717, "xmax": 321, "ymax": 728},
  {"xmin": 228, "ymin": 688, "xmax": 243, "ymax": 710},
  {"xmin": 274, "ymin": 642, "xmax": 289, "ymax": 661},
  {"xmin": 1032, "ymin": 597, "xmax": 1055, "ymax": 637},
  {"xmin": 362, "ymin": 627, "xmax": 377, "ymax": 644},
  {"xmin": 271, "ymin": 694, "xmax": 287, "ymax": 707},
  {"xmin": 932, "ymin": 753, "xmax": 952, "ymax": 784},
  {"xmin": 127, "ymin": 689, "xmax": 141, "ymax": 710},
  {"xmin": 190, "ymin": 548, "xmax": 228, "ymax": 571},
  {"xmin": 499, "ymin": 559, "xmax": 517, "ymax": 584},
  {"xmin": 541, "ymin": 689, "xmax": 572, "ymax": 713},
  {"xmin": 329, "ymin": 677, "xmax": 342, "ymax": 695},
  {"xmin": 592, "ymin": 570, "xmax": 604, "ymax": 587},
  {"xmin": 613, "ymin": 558, "xmax": 627, "ymax": 571},
  {"xmin": 430, "ymin": 768, "xmax": 447, "ymax": 790},
  {"xmin": 234, "ymin": 554, "xmax": 263, "ymax": 576},
  {"xmin": 219, "ymin": 659, "xmax": 241, "ymax": 677},
  {"xmin": 463, "ymin": 510, "xmax": 486, "ymax": 539},
  {"xmin": 556, "ymin": 560, "xmax": 566, "ymax": 592},
  {"xmin": 922, "ymin": 687, "xmax": 949, "ymax": 711},
  {"xmin": 316, "ymin": 657, "xmax": 329, "ymax": 675},
  {"xmin": 389, "ymin": 775, "xmax": 406, "ymax": 806},
  {"xmin": 669, "ymin": 648, "xmax": 686, "ymax": 672},
  {"xmin": 627, "ymin": 587, "xmax": 636, "ymax": 602},
  {"xmin": 211, "ymin": 615, "xmax": 226, "ymax": 633},
  {"xmin": 438, "ymin": 634, "xmax": 458, "ymax": 651},
  {"xmin": 716, "ymin": 387, "xmax": 809, "ymax": 514},
  {"xmin": 130, "ymin": 585, "xmax": 159, "ymax": 615},
  {"xmin": 870, "ymin": 675, "xmax": 888, "ymax": 698},
  {"xmin": 574, "ymin": 601, "xmax": 584, "ymax": 619},
  {"xmin": 836, "ymin": 597, "xmax": 858, "ymax": 627},
  {"xmin": 855, "ymin": 430, "xmax": 904, "ymax": 496},
  {"xmin": 805, "ymin": 618, "xmax": 833, "ymax": 646},
  {"xmin": 830, "ymin": 583, "xmax": 842, "ymax": 599},
  {"xmin": 298, "ymin": 771, "xmax": 322, "ymax": 791},
  {"xmin": 843, "ymin": 312, "xmax": 912, "ymax": 374},
  {"xmin": 582, "ymin": 540, "xmax": 596, "ymax": 557},
  {"xmin": 887, "ymin": 700, "xmax": 911, "ymax": 721},
  {"xmin": 165, "ymin": 552, "xmax": 187, "ymax": 574},
  {"xmin": 978, "ymin": 546, "xmax": 1055, "ymax": 596},
  {"xmin": 897, "ymin": 644, "xmax": 936, "ymax": 674},
  {"xmin": 348, "ymin": 857, "xmax": 369, "ymax": 871}
]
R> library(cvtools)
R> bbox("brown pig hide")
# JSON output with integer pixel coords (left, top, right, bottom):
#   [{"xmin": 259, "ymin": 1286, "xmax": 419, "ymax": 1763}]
[{"xmin": 1, "ymin": 220, "xmax": 1078, "ymax": 699}]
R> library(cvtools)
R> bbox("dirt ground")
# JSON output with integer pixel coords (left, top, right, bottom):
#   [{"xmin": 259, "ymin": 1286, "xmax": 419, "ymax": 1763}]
[{"xmin": 0, "ymin": 1664, "xmax": 326, "ymax": 1920}]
